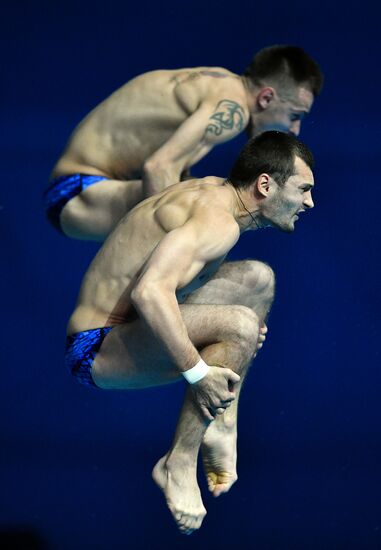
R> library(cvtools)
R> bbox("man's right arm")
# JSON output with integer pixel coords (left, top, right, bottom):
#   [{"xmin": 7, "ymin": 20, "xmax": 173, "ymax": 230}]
[
  {"xmin": 130, "ymin": 214, "xmax": 240, "ymax": 419},
  {"xmin": 142, "ymin": 97, "xmax": 249, "ymax": 197}
]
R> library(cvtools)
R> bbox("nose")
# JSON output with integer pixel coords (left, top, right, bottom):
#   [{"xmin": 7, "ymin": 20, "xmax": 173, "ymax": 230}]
[
  {"xmin": 303, "ymin": 191, "xmax": 314, "ymax": 209},
  {"xmin": 289, "ymin": 120, "xmax": 301, "ymax": 136}
]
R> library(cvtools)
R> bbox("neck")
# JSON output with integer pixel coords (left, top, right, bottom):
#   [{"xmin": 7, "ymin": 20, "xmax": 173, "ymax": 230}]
[
  {"xmin": 226, "ymin": 180, "xmax": 263, "ymax": 231},
  {"xmin": 240, "ymin": 76, "xmax": 258, "ymax": 112}
]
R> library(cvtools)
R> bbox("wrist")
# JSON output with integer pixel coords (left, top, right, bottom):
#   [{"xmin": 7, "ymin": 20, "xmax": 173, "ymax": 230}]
[{"xmin": 182, "ymin": 359, "xmax": 210, "ymax": 384}]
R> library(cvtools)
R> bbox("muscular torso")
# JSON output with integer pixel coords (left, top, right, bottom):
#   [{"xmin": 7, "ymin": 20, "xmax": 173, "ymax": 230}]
[
  {"xmin": 67, "ymin": 177, "xmax": 239, "ymax": 334},
  {"xmin": 52, "ymin": 68, "xmax": 247, "ymax": 180}
]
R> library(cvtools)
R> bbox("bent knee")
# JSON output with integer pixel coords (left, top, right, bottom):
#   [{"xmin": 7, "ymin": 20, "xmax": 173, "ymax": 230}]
[
  {"xmin": 244, "ymin": 260, "xmax": 275, "ymax": 298},
  {"xmin": 226, "ymin": 305, "xmax": 259, "ymax": 348}
]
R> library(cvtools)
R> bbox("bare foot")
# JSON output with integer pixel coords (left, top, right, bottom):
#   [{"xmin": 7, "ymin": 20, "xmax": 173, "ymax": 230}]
[
  {"xmin": 201, "ymin": 417, "xmax": 238, "ymax": 497},
  {"xmin": 152, "ymin": 454, "xmax": 207, "ymax": 535}
]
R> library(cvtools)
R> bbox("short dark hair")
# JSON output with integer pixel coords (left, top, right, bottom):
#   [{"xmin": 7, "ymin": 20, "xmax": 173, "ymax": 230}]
[
  {"xmin": 228, "ymin": 131, "xmax": 314, "ymax": 189},
  {"xmin": 244, "ymin": 45, "xmax": 324, "ymax": 96}
]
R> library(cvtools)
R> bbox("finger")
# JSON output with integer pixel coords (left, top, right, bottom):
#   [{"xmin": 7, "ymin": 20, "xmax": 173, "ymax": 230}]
[
  {"xmin": 216, "ymin": 408, "xmax": 225, "ymax": 415},
  {"xmin": 203, "ymin": 407, "xmax": 215, "ymax": 422},
  {"xmin": 260, "ymin": 324, "xmax": 268, "ymax": 334},
  {"xmin": 226, "ymin": 369, "xmax": 240, "ymax": 383},
  {"xmin": 223, "ymin": 395, "xmax": 234, "ymax": 403},
  {"xmin": 225, "ymin": 369, "xmax": 241, "ymax": 384},
  {"xmin": 258, "ymin": 333, "xmax": 267, "ymax": 344}
]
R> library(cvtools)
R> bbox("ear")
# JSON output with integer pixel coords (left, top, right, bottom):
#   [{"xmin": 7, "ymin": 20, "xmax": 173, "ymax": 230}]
[
  {"xmin": 256, "ymin": 87, "xmax": 275, "ymax": 110},
  {"xmin": 255, "ymin": 174, "xmax": 272, "ymax": 198}
]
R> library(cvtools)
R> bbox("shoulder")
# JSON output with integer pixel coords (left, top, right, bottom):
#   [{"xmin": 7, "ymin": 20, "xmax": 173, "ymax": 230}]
[
  {"xmin": 198, "ymin": 68, "xmax": 248, "ymax": 112},
  {"xmin": 190, "ymin": 186, "xmax": 240, "ymax": 256},
  {"xmin": 174, "ymin": 67, "xmax": 248, "ymax": 114},
  {"xmin": 199, "ymin": 70, "xmax": 249, "ymax": 139},
  {"xmin": 193, "ymin": 208, "xmax": 239, "ymax": 260},
  {"xmin": 156, "ymin": 180, "xmax": 240, "ymax": 257}
]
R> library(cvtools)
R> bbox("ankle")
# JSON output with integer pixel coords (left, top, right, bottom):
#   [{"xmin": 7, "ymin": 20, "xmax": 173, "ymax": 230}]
[{"xmin": 165, "ymin": 449, "xmax": 197, "ymax": 470}]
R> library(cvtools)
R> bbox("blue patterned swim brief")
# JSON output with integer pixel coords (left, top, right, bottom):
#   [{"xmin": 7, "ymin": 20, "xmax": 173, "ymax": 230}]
[
  {"xmin": 43, "ymin": 173, "xmax": 109, "ymax": 233},
  {"xmin": 65, "ymin": 327, "xmax": 113, "ymax": 388}
]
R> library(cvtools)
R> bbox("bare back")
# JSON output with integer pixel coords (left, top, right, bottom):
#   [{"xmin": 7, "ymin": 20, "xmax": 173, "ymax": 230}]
[
  {"xmin": 52, "ymin": 68, "xmax": 248, "ymax": 179},
  {"xmin": 67, "ymin": 177, "xmax": 240, "ymax": 334}
]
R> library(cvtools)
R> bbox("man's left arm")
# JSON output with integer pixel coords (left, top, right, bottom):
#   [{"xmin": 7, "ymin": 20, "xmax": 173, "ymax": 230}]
[{"xmin": 142, "ymin": 98, "xmax": 249, "ymax": 196}]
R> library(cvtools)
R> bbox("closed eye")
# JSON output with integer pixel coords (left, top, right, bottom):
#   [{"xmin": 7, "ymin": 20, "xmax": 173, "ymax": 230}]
[{"xmin": 290, "ymin": 112, "xmax": 306, "ymax": 122}]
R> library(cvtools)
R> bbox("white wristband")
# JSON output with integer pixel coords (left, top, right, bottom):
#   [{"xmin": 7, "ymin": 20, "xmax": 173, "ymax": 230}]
[{"xmin": 182, "ymin": 359, "xmax": 210, "ymax": 384}]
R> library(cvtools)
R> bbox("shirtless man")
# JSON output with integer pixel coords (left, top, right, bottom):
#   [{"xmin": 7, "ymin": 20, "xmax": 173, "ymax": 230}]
[
  {"xmin": 65, "ymin": 131, "xmax": 315, "ymax": 534},
  {"xmin": 45, "ymin": 45, "xmax": 322, "ymax": 241}
]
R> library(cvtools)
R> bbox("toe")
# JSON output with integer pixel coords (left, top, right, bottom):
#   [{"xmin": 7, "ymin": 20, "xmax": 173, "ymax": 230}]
[
  {"xmin": 207, "ymin": 472, "xmax": 217, "ymax": 492},
  {"xmin": 183, "ymin": 515, "xmax": 193, "ymax": 529}
]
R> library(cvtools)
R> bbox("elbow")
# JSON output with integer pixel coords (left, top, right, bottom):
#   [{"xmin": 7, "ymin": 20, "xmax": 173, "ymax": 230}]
[
  {"xmin": 143, "ymin": 157, "xmax": 180, "ymax": 179},
  {"xmin": 142, "ymin": 157, "xmax": 164, "ymax": 177},
  {"xmin": 130, "ymin": 280, "xmax": 157, "ymax": 310},
  {"xmin": 142, "ymin": 158, "xmax": 179, "ymax": 197}
]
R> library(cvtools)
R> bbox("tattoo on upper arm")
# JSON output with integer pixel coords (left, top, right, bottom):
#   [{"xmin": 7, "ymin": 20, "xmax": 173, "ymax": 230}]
[{"xmin": 205, "ymin": 100, "xmax": 245, "ymax": 137}]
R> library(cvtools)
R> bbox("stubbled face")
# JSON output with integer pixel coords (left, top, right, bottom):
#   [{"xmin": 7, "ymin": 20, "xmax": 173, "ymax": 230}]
[
  {"xmin": 264, "ymin": 156, "xmax": 315, "ymax": 232},
  {"xmin": 250, "ymin": 86, "xmax": 314, "ymax": 138}
]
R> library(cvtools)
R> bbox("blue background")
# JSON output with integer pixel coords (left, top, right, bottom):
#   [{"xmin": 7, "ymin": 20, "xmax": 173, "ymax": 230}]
[{"xmin": 2, "ymin": 1, "xmax": 380, "ymax": 548}]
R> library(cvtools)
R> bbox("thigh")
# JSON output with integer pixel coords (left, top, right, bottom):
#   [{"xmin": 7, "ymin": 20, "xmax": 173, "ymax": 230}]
[
  {"xmin": 186, "ymin": 260, "xmax": 275, "ymax": 311},
  {"xmin": 91, "ymin": 302, "xmax": 252, "ymax": 390},
  {"xmin": 61, "ymin": 179, "xmax": 144, "ymax": 241}
]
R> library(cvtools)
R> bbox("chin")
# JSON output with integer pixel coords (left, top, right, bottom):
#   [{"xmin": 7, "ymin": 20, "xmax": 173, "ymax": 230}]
[
  {"xmin": 276, "ymin": 221, "xmax": 295, "ymax": 233},
  {"xmin": 283, "ymin": 226, "xmax": 295, "ymax": 234}
]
